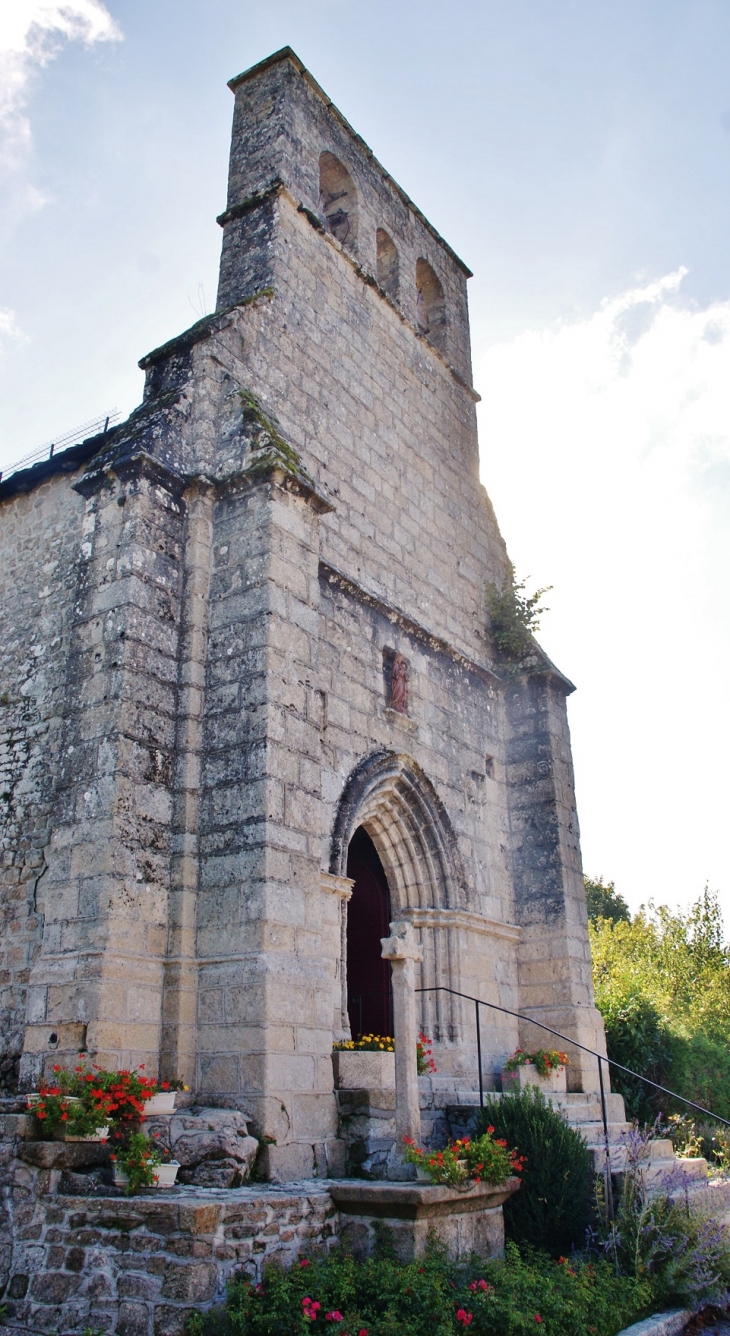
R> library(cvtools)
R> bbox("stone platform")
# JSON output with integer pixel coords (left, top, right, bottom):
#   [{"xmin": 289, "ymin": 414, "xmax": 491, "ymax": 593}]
[{"xmin": 330, "ymin": 1176, "xmax": 519, "ymax": 1262}]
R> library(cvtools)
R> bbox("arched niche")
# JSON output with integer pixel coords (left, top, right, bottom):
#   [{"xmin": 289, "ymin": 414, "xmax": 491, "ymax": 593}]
[
  {"xmin": 376, "ymin": 228, "xmax": 399, "ymax": 298},
  {"xmin": 319, "ymin": 151, "xmax": 358, "ymax": 251},
  {"xmin": 416, "ymin": 257, "xmax": 447, "ymax": 352}
]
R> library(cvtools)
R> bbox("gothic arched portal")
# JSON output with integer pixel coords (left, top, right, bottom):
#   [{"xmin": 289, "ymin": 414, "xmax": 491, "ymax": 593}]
[{"xmin": 331, "ymin": 751, "xmax": 467, "ymax": 1043}]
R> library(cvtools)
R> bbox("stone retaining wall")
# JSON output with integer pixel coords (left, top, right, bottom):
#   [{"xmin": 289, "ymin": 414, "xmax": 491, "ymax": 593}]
[
  {"xmin": 2, "ymin": 1179, "xmax": 336, "ymax": 1336},
  {"xmin": 0, "ymin": 1104, "xmax": 338, "ymax": 1335}
]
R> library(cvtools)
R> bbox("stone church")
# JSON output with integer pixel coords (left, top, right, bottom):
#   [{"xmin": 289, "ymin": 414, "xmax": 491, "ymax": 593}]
[{"xmin": 0, "ymin": 47, "xmax": 607, "ymax": 1179}]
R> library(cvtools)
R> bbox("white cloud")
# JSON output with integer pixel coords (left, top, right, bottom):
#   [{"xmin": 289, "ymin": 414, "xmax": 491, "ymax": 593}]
[
  {"xmin": 0, "ymin": 1, "xmax": 121, "ymax": 188},
  {"xmin": 476, "ymin": 272, "xmax": 730, "ymax": 914},
  {"xmin": 0, "ymin": 307, "xmax": 28, "ymax": 348}
]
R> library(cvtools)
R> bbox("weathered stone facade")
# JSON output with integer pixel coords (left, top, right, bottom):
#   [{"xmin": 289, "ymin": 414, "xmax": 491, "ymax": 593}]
[{"xmin": 0, "ymin": 47, "xmax": 607, "ymax": 1177}]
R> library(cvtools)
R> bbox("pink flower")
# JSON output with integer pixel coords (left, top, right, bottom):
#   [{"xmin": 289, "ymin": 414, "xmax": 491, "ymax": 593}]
[
  {"xmin": 456, "ymin": 1310, "xmax": 473, "ymax": 1326},
  {"xmin": 300, "ymin": 1259, "xmax": 310, "ymax": 1267},
  {"xmin": 535, "ymin": 1316, "xmax": 543, "ymax": 1324},
  {"xmin": 325, "ymin": 1313, "xmax": 343, "ymax": 1322}
]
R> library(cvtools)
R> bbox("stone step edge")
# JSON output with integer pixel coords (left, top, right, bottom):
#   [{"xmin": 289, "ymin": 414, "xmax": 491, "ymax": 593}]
[{"xmin": 615, "ymin": 1310, "xmax": 691, "ymax": 1336}]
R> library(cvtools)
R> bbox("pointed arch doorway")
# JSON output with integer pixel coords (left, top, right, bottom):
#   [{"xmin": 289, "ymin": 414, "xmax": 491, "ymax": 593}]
[{"xmin": 346, "ymin": 826, "xmax": 393, "ymax": 1039}]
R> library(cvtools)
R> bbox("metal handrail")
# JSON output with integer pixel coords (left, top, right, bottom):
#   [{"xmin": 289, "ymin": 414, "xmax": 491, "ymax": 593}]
[
  {"xmin": 416, "ymin": 981, "xmax": 730, "ymax": 1220},
  {"xmin": 416, "ymin": 983, "xmax": 730, "ymax": 1127}
]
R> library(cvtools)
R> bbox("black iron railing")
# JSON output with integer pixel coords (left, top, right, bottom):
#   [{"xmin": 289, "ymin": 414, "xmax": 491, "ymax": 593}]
[{"xmin": 416, "ymin": 983, "xmax": 730, "ymax": 1217}]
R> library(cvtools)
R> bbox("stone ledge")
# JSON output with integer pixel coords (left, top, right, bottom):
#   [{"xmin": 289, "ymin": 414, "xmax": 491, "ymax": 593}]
[
  {"xmin": 18, "ymin": 1141, "xmax": 111, "ymax": 1170},
  {"xmin": 329, "ymin": 1176, "xmax": 519, "ymax": 1220}
]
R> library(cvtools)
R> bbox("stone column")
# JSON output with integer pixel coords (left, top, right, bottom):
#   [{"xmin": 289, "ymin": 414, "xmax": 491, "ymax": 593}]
[{"xmin": 381, "ymin": 921, "xmax": 423, "ymax": 1174}]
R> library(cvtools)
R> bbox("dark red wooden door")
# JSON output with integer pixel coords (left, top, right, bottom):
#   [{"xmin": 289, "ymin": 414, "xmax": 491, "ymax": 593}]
[{"xmin": 346, "ymin": 827, "xmax": 393, "ymax": 1038}]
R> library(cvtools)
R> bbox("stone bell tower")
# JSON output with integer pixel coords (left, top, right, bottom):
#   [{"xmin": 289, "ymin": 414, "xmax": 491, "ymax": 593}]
[{"xmin": 0, "ymin": 47, "xmax": 607, "ymax": 1180}]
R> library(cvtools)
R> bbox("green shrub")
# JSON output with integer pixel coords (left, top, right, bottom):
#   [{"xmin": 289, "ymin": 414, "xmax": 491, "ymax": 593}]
[
  {"xmin": 598, "ymin": 993, "xmax": 673, "ymax": 1122},
  {"xmin": 476, "ymin": 1088, "xmax": 593, "ymax": 1256},
  {"xmin": 186, "ymin": 1240, "xmax": 652, "ymax": 1336},
  {"xmin": 590, "ymin": 888, "xmax": 730, "ymax": 1119}
]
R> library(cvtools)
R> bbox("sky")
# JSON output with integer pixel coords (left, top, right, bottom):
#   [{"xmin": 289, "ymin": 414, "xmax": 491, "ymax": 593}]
[{"xmin": 1, "ymin": 0, "xmax": 728, "ymax": 919}]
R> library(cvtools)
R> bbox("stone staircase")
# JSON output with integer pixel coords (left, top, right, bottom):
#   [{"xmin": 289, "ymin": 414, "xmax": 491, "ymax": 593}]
[
  {"xmin": 418, "ymin": 1079, "xmax": 709, "ymax": 1192},
  {"xmin": 336, "ymin": 1075, "xmax": 713, "ymax": 1192}
]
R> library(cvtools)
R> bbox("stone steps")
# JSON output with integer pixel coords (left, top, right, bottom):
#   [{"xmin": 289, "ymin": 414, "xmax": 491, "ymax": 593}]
[{"xmin": 425, "ymin": 1086, "xmax": 709, "ymax": 1191}]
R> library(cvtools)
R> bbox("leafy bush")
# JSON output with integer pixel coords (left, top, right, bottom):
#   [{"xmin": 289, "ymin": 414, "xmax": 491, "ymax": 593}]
[
  {"xmin": 485, "ymin": 563, "xmax": 551, "ymax": 662},
  {"xmin": 598, "ymin": 994, "xmax": 674, "ymax": 1123},
  {"xmin": 590, "ymin": 888, "xmax": 730, "ymax": 1123},
  {"xmin": 187, "ymin": 1240, "xmax": 652, "ymax": 1336},
  {"xmin": 475, "ymin": 1089, "xmax": 593, "ymax": 1257}
]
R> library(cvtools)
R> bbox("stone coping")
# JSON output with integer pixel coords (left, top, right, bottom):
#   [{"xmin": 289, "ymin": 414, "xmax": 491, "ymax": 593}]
[{"xmin": 329, "ymin": 1177, "xmax": 520, "ymax": 1219}]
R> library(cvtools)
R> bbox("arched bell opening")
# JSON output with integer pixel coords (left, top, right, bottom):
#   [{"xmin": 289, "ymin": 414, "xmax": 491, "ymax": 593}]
[
  {"xmin": 319, "ymin": 150, "xmax": 359, "ymax": 252},
  {"xmin": 345, "ymin": 826, "xmax": 393, "ymax": 1039}
]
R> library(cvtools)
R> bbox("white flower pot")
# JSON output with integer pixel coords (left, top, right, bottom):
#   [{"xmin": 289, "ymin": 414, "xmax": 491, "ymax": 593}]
[
  {"xmin": 332, "ymin": 1050, "xmax": 395, "ymax": 1090},
  {"xmin": 27, "ymin": 1093, "xmax": 81, "ymax": 1107},
  {"xmin": 144, "ymin": 1091, "xmax": 178, "ymax": 1115},
  {"xmin": 114, "ymin": 1161, "xmax": 180, "ymax": 1188},
  {"xmin": 502, "ymin": 1064, "xmax": 567, "ymax": 1094},
  {"xmin": 153, "ymin": 1162, "xmax": 180, "ymax": 1186}
]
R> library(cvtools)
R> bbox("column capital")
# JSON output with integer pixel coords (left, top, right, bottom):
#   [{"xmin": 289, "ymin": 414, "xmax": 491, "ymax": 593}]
[{"xmin": 381, "ymin": 920, "xmax": 423, "ymax": 964}]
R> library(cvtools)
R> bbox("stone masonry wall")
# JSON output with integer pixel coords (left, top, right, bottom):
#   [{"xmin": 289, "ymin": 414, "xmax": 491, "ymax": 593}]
[
  {"xmin": 0, "ymin": 1106, "xmax": 337, "ymax": 1336},
  {"xmin": 0, "ymin": 474, "xmax": 88, "ymax": 1091}
]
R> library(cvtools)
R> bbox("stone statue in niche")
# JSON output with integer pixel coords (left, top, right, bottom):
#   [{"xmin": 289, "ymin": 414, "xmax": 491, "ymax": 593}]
[{"xmin": 389, "ymin": 653, "xmax": 409, "ymax": 714}]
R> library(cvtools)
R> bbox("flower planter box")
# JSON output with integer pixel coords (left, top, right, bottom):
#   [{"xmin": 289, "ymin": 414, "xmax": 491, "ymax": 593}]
[
  {"xmin": 143, "ymin": 1091, "xmax": 177, "ymax": 1115},
  {"xmin": 333, "ymin": 1050, "xmax": 395, "ymax": 1090},
  {"xmin": 331, "ymin": 1177, "xmax": 521, "ymax": 1262},
  {"xmin": 27, "ymin": 1093, "xmax": 81, "ymax": 1109},
  {"xmin": 53, "ymin": 1123, "xmax": 110, "ymax": 1142},
  {"xmin": 502, "ymin": 1064, "xmax": 566, "ymax": 1094},
  {"xmin": 114, "ymin": 1161, "xmax": 180, "ymax": 1188}
]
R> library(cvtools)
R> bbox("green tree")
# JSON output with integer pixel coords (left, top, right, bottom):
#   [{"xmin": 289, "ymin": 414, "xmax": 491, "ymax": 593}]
[
  {"xmin": 590, "ymin": 886, "xmax": 730, "ymax": 1120},
  {"xmin": 585, "ymin": 875, "xmax": 631, "ymax": 925}
]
